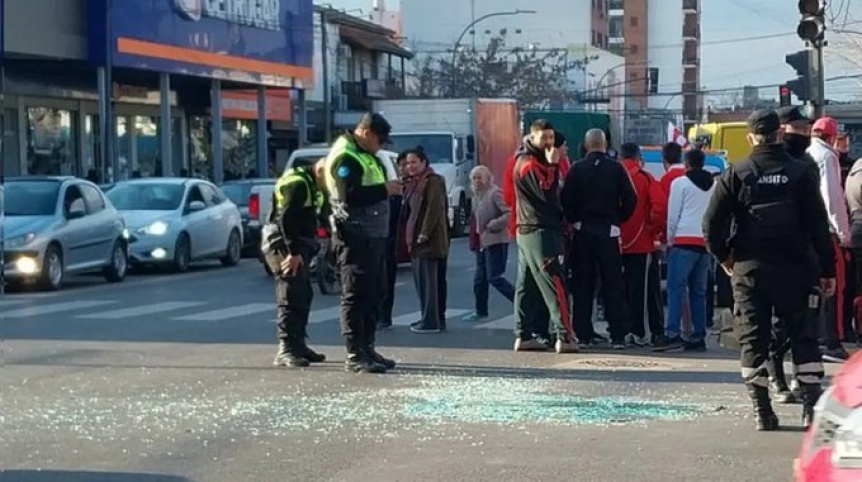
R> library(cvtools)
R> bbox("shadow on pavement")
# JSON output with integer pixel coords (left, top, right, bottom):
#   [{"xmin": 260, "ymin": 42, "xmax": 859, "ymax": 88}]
[{"xmin": 0, "ymin": 471, "xmax": 190, "ymax": 482}]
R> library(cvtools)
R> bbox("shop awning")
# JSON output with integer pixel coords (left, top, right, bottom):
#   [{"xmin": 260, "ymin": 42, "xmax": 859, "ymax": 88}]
[{"xmin": 339, "ymin": 26, "xmax": 413, "ymax": 59}]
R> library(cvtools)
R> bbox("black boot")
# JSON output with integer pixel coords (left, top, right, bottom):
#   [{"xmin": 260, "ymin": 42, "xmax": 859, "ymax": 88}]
[
  {"xmin": 770, "ymin": 377, "xmax": 797, "ymax": 404},
  {"xmin": 799, "ymin": 382, "xmax": 823, "ymax": 430},
  {"xmin": 748, "ymin": 385, "xmax": 780, "ymax": 431},
  {"xmin": 367, "ymin": 345, "xmax": 397, "ymax": 370},
  {"xmin": 273, "ymin": 340, "xmax": 310, "ymax": 368},
  {"xmin": 345, "ymin": 352, "xmax": 387, "ymax": 374},
  {"xmin": 297, "ymin": 340, "xmax": 327, "ymax": 363}
]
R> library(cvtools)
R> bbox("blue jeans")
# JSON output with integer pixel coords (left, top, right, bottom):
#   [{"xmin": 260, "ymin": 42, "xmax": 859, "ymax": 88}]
[
  {"xmin": 666, "ymin": 247, "xmax": 711, "ymax": 343},
  {"xmin": 474, "ymin": 243, "xmax": 515, "ymax": 316}
]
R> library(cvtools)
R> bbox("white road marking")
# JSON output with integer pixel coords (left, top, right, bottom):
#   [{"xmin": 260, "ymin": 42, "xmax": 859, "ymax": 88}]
[
  {"xmin": 308, "ymin": 306, "xmax": 342, "ymax": 324},
  {"xmin": 1, "ymin": 300, "xmax": 118, "ymax": 318},
  {"xmin": 0, "ymin": 300, "xmax": 29, "ymax": 308},
  {"xmin": 173, "ymin": 303, "xmax": 274, "ymax": 321},
  {"xmin": 76, "ymin": 301, "xmax": 207, "ymax": 320},
  {"xmin": 475, "ymin": 315, "xmax": 514, "ymax": 330}
]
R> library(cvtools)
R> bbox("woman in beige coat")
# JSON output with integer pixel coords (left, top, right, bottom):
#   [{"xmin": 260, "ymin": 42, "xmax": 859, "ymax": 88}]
[{"xmin": 462, "ymin": 166, "xmax": 515, "ymax": 322}]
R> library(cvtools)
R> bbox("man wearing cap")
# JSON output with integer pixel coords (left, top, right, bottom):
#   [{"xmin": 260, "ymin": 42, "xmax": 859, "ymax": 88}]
[
  {"xmin": 778, "ymin": 106, "xmax": 815, "ymax": 163},
  {"xmin": 324, "ymin": 112, "xmax": 404, "ymax": 374},
  {"xmin": 703, "ymin": 109, "xmax": 835, "ymax": 431},
  {"xmin": 808, "ymin": 116, "xmax": 852, "ymax": 362}
]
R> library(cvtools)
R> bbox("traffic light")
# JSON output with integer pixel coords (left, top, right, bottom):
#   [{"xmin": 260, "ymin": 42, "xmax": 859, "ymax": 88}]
[
  {"xmin": 779, "ymin": 85, "xmax": 791, "ymax": 106},
  {"xmin": 798, "ymin": 0, "xmax": 826, "ymax": 43},
  {"xmin": 785, "ymin": 50, "xmax": 812, "ymax": 102}
]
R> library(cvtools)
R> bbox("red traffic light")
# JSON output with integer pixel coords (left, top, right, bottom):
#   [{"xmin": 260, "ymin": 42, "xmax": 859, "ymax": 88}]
[{"xmin": 780, "ymin": 86, "xmax": 790, "ymax": 96}]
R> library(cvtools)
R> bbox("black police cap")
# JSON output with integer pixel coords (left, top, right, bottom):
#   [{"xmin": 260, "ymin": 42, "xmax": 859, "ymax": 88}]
[{"xmin": 747, "ymin": 109, "xmax": 781, "ymax": 135}]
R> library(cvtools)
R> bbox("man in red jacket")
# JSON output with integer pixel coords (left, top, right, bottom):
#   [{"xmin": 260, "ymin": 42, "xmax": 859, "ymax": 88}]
[{"xmin": 619, "ymin": 143, "xmax": 666, "ymax": 346}]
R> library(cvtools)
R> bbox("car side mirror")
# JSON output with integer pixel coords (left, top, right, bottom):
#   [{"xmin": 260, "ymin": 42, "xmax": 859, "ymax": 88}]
[
  {"xmin": 188, "ymin": 200, "xmax": 206, "ymax": 212},
  {"xmin": 66, "ymin": 200, "xmax": 86, "ymax": 219}
]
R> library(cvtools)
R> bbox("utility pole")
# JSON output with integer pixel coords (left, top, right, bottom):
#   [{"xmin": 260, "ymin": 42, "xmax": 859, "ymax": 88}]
[
  {"xmin": 320, "ymin": 8, "xmax": 331, "ymax": 143},
  {"xmin": 0, "ymin": 0, "xmax": 6, "ymax": 297}
]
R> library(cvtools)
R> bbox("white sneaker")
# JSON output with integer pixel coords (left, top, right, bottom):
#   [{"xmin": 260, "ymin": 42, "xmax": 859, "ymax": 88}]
[
  {"xmin": 625, "ymin": 334, "xmax": 649, "ymax": 347},
  {"xmin": 514, "ymin": 338, "xmax": 549, "ymax": 352}
]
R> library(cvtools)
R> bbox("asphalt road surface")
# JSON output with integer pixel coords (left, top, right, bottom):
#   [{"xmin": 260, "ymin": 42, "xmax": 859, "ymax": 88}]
[{"xmin": 0, "ymin": 239, "xmax": 827, "ymax": 482}]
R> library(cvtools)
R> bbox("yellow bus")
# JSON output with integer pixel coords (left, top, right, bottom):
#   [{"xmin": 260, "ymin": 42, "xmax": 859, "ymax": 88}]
[{"xmin": 688, "ymin": 122, "xmax": 750, "ymax": 164}]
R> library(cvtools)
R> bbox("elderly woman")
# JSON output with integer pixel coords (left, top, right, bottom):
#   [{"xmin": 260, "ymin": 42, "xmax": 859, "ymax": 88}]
[
  {"xmin": 462, "ymin": 165, "xmax": 515, "ymax": 322},
  {"xmin": 400, "ymin": 148, "xmax": 450, "ymax": 334}
]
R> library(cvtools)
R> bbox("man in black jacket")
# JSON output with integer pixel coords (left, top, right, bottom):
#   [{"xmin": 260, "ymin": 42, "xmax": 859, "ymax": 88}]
[
  {"xmin": 703, "ymin": 109, "xmax": 835, "ymax": 430},
  {"xmin": 779, "ymin": 106, "xmax": 814, "ymax": 163},
  {"xmin": 561, "ymin": 129, "xmax": 637, "ymax": 349},
  {"xmin": 513, "ymin": 119, "xmax": 577, "ymax": 354}
]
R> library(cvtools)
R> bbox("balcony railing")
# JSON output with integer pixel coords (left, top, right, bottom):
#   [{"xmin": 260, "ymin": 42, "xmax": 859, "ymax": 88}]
[{"xmin": 339, "ymin": 78, "xmax": 406, "ymax": 111}]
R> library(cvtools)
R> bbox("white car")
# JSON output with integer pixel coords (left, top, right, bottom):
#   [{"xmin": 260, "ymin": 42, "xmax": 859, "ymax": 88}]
[{"xmin": 104, "ymin": 178, "xmax": 243, "ymax": 272}]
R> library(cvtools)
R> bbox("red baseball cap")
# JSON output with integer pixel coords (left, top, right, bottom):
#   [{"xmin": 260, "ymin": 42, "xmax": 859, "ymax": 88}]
[{"xmin": 812, "ymin": 116, "xmax": 838, "ymax": 136}]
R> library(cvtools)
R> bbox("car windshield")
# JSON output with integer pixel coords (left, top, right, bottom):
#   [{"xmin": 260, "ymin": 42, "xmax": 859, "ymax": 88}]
[
  {"xmin": 107, "ymin": 183, "xmax": 185, "ymax": 211},
  {"xmin": 291, "ymin": 156, "xmax": 323, "ymax": 169},
  {"xmin": 220, "ymin": 183, "xmax": 253, "ymax": 207},
  {"xmin": 386, "ymin": 135, "xmax": 453, "ymax": 164},
  {"xmin": 4, "ymin": 181, "xmax": 60, "ymax": 216}
]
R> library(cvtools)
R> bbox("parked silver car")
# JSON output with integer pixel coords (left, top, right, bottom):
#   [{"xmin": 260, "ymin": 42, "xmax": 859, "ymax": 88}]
[
  {"xmin": 104, "ymin": 178, "xmax": 243, "ymax": 272},
  {"xmin": 2, "ymin": 176, "xmax": 129, "ymax": 291}
]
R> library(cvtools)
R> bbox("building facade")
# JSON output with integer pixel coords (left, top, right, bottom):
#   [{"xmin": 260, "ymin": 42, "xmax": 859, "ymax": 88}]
[{"xmin": 1, "ymin": 0, "xmax": 313, "ymax": 183}]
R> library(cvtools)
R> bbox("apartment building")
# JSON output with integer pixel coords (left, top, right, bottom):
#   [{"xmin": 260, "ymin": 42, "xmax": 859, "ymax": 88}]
[{"xmin": 607, "ymin": 0, "xmax": 702, "ymax": 128}]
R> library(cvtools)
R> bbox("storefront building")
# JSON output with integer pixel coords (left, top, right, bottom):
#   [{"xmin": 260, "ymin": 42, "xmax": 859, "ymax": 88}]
[{"xmin": 1, "ymin": 0, "xmax": 313, "ymax": 184}]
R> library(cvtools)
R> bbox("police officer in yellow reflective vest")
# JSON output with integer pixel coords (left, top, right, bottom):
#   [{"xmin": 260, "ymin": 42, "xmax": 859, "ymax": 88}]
[
  {"xmin": 325, "ymin": 113, "xmax": 403, "ymax": 374},
  {"xmin": 262, "ymin": 159, "xmax": 327, "ymax": 368}
]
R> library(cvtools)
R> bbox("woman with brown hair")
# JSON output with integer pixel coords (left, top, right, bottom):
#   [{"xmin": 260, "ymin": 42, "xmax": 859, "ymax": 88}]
[{"xmin": 400, "ymin": 148, "xmax": 450, "ymax": 334}]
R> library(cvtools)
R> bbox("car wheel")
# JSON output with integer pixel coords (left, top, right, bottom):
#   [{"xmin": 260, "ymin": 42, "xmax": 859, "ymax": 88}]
[
  {"xmin": 38, "ymin": 244, "xmax": 64, "ymax": 291},
  {"xmin": 173, "ymin": 234, "xmax": 191, "ymax": 273},
  {"xmin": 220, "ymin": 229, "xmax": 242, "ymax": 267},
  {"xmin": 102, "ymin": 240, "xmax": 128, "ymax": 282}
]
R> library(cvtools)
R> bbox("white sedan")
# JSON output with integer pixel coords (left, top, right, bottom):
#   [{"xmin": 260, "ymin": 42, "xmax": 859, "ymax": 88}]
[{"xmin": 104, "ymin": 178, "xmax": 243, "ymax": 272}]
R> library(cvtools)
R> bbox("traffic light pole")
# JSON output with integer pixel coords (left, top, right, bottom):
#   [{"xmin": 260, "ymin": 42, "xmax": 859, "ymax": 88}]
[{"xmin": 811, "ymin": 43, "xmax": 826, "ymax": 117}]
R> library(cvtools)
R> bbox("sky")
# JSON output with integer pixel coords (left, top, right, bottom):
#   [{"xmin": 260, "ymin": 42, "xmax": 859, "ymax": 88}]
[{"xmin": 316, "ymin": 0, "xmax": 862, "ymax": 101}]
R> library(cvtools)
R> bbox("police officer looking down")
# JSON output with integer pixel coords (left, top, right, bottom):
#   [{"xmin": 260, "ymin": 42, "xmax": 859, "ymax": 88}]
[
  {"xmin": 262, "ymin": 159, "xmax": 328, "ymax": 368},
  {"xmin": 703, "ymin": 109, "xmax": 836, "ymax": 431},
  {"xmin": 325, "ymin": 113, "xmax": 403, "ymax": 374}
]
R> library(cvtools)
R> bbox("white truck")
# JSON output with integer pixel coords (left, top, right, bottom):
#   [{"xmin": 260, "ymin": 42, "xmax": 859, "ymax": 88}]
[{"xmin": 372, "ymin": 98, "xmax": 520, "ymax": 237}]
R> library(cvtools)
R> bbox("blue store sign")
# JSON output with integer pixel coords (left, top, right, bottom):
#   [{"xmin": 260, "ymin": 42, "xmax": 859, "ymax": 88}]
[{"xmin": 89, "ymin": 0, "xmax": 314, "ymax": 88}]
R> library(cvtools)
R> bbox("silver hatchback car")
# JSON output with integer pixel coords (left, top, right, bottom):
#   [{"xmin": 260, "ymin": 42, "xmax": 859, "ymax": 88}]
[{"xmin": 2, "ymin": 176, "xmax": 129, "ymax": 291}]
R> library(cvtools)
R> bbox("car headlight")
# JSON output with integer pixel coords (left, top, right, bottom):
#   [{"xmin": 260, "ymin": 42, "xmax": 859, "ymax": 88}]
[
  {"xmin": 833, "ymin": 406, "xmax": 862, "ymax": 468},
  {"xmin": 5, "ymin": 232, "xmax": 36, "ymax": 249},
  {"xmin": 137, "ymin": 221, "xmax": 170, "ymax": 236}
]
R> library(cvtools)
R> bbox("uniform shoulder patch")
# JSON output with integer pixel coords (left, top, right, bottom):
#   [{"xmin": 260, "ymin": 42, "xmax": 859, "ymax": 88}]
[{"xmin": 337, "ymin": 165, "xmax": 350, "ymax": 178}]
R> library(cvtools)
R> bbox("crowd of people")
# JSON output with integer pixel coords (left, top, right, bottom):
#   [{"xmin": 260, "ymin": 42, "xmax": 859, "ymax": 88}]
[{"xmin": 261, "ymin": 108, "xmax": 858, "ymax": 430}]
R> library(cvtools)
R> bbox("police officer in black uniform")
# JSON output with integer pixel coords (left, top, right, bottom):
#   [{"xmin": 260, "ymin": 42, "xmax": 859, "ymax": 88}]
[
  {"xmin": 703, "ymin": 109, "xmax": 836, "ymax": 430},
  {"xmin": 262, "ymin": 159, "xmax": 328, "ymax": 368},
  {"xmin": 325, "ymin": 113, "xmax": 404, "ymax": 374}
]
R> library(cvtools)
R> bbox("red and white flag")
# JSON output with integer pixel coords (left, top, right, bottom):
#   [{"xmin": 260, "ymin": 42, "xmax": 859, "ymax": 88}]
[{"xmin": 667, "ymin": 121, "xmax": 689, "ymax": 147}]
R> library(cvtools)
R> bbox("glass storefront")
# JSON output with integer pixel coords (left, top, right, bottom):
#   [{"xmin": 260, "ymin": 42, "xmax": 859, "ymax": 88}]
[
  {"xmin": 26, "ymin": 107, "xmax": 76, "ymax": 176},
  {"xmin": 223, "ymin": 119, "xmax": 258, "ymax": 180},
  {"xmin": 2, "ymin": 108, "xmax": 20, "ymax": 176}
]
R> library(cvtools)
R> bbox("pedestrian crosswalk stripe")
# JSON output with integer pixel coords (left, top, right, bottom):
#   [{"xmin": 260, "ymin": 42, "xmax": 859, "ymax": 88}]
[
  {"xmin": 76, "ymin": 301, "xmax": 207, "ymax": 320},
  {"xmin": 172, "ymin": 303, "xmax": 273, "ymax": 321},
  {"xmin": 0, "ymin": 299, "xmax": 29, "ymax": 308},
  {"xmin": 2, "ymin": 300, "xmax": 118, "ymax": 318},
  {"xmin": 475, "ymin": 315, "xmax": 513, "ymax": 330},
  {"xmin": 308, "ymin": 306, "xmax": 341, "ymax": 324},
  {"xmin": 391, "ymin": 309, "xmax": 472, "ymax": 326}
]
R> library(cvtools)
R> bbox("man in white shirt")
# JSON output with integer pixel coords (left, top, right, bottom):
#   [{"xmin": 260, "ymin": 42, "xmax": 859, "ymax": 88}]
[
  {"xmin": 807, "ymin": 116, "xmax": 851, "ymax": 362},
  {"xmin": 654, "ymin": 149, "xmax": 715, "ymax": 352}
]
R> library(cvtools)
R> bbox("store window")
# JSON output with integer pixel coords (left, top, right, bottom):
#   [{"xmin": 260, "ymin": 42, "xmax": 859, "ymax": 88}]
[
  {"xmin": 189, "ymin": 115, "xmax": 211, "ymax": 179},
  {"xmin": 2, "ymin": 108, "xmax": 20, "ymax": 176},
  {"xmin": 134, "ymin": 116, "xmax": 160, "ymax": 178},
  {"xmin": 222, "ymin": 119, "xmax": 257, "ymax": 180},
  {"xmin": 116, "ymin": 116, "xmax": 130, "ymax": 180},
  {"xmin": 26, "ymin": 107, "xmax": 76, "ymax": 176},
  {"xmin": 82, "ymin": 115, "xmax": 100, "ymax": 182}
]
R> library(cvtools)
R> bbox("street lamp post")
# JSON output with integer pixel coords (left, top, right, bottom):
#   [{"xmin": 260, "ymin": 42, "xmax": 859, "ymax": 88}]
[{"xmin": 449, "ymin": 9, "xmax": 536, "ymax": 97}]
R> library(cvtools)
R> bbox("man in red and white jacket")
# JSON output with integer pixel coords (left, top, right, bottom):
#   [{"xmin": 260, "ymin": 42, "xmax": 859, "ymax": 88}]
[
  {"xmin": 619, "ymin": 143, "xmax": 666, "ymax": 347},
  {"xmin": 654, "ymin": 149, "xmax": 715, "ymax": 352}
]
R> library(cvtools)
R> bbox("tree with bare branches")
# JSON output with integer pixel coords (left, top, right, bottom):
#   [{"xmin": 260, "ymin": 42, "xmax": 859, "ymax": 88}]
[{"xmin": 407, "ymin": 34, "xmax": 572, "ymax": 109}]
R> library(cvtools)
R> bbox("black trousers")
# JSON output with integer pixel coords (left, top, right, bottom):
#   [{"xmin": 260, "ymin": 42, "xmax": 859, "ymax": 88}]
[
  {"xmin": 732, "ymin": 262, "xmax": 824, "ymax": 388},
  {"xmin": 623, "ymin": 252, "xmax": 665, "ymax": 339},
  {"xmin": 379, "ymin": 245, "xmax": 397, "ymax": 326},
  {"xmin": 269, "ymin": 247, "xmax": 313, "ymax": 349},
  {"xmin": 334, "ymin": 228, "xmax": 386, "ymax": 354},
  {"xmin": 570, "ymin": 231, "xmax": 628, "ymax": 342},
  {"xmin": 438, "ymin": 259, "xmax": 448, "ymax": 328}
]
